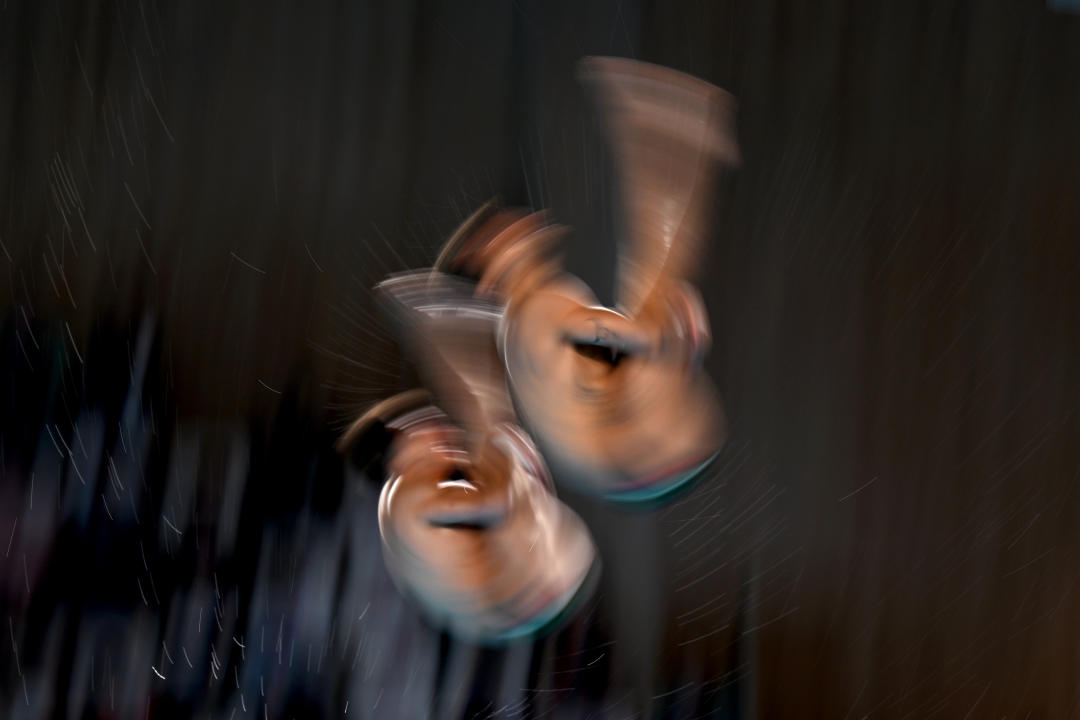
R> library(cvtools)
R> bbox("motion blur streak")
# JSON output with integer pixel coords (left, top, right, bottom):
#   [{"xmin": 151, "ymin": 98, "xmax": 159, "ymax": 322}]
[
  {"xmin": 3, "ymin": 0, "xmax": 1080, "ymax": 718},
  {"xmin": 0, "ymin": 308, "xmax": 753, "ymax": 716}
]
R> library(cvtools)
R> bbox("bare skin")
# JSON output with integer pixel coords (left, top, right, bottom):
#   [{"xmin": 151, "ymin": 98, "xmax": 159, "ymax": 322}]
[
  {"xmin": 339, "ymin": 275, "xmax": 597, "ymax": 643},
  {"xmin": 376, "ymin": 412, "xmax": 595, "ymax": 641},
  {"xmin": 500, "ymin": 272, "xmax": 724, "ymax": 497},
  {"xmin": 443, "ymin": 57, "xmax": 740, "ymax": 500}
]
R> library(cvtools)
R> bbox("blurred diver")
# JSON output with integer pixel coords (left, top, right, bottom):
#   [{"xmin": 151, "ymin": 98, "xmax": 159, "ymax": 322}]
[
  {"xmin": 337, "ymin": 269, "xmax": 598, "ymax": 645},
  {"xmin": 441, "ymin": 57, "xmax": 741, "ymax": 503}
]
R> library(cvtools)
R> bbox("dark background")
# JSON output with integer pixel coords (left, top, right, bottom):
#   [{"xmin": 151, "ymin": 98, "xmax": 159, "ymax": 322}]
[{"xmin": 2, "ymin": 0, "xmax": 1079, "ymax": 717}]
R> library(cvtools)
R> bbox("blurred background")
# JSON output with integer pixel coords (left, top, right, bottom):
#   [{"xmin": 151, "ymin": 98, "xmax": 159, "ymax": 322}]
[{"xmin": 2, "ymin": 0, "xmax": 1079, "ymax": 717}]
